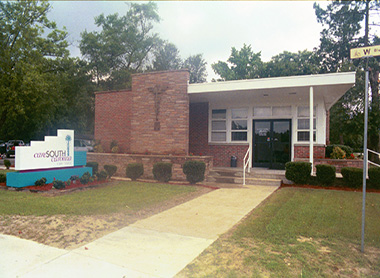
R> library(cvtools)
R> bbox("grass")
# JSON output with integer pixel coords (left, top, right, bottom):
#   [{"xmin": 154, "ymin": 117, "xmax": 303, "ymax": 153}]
[
  {"xmin": 180, "ymin": 188, "xmax": 380, "ymax": 278},
  {"xmin": 0, "ymin": 181, "xmax": 198, "ymax": 216}
]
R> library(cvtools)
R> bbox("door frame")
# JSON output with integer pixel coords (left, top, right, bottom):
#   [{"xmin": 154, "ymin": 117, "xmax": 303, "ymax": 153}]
[{"xmin": 252, "ymin": 119, "xmax": 292, "ymax": 169}]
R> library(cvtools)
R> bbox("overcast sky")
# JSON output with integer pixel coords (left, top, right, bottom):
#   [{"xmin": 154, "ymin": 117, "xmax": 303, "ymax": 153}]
[{"xmin": 49, "ymin": 1, "xmax": 328, "ymax": 81}]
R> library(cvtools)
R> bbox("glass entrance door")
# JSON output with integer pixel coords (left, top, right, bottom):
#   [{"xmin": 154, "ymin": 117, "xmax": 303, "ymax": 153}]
[{"xmin": 253, "ymin": 120, "xmax": 291, "ymax": 169}]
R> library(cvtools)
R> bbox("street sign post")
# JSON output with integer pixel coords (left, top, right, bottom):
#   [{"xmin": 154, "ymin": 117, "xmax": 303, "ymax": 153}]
[{"xmin": 350, "ymin": 44, "xmax": 380, "ymax": 253}]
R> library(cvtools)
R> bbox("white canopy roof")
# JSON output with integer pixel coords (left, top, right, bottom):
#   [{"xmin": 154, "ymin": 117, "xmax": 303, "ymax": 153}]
[{"xmin": 188, "ymin": 72, "xmax": 356, "ymax": 110}]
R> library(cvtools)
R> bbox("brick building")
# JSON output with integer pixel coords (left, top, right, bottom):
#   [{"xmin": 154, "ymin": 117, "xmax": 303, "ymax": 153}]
[{"xmin": 95, "ymin": 70, "xmax": 355, "ymax": 170}]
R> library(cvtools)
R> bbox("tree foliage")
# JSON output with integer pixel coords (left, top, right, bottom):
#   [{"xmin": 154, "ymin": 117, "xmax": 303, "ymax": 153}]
[
  {"xmin": 314, "ymin": 1, "xmax": 380, "ymax": 154},
  {"xmin": 183, "ymin": 54, "xmax": 207, "ymax": 83},
  {"xmin": 0, "ymin": 1, "xmax": 94, "ymax": 141},
  {"xmin": 150, "ymin": 41, "xmax": 182, "ymax": 71},
  {"xmin": 80, "ymin": 2, "xmax": 160, "ymax": 90},
  {"xmin": 212, "ymin": 44, "xmax": 263, "ymax": 81}
]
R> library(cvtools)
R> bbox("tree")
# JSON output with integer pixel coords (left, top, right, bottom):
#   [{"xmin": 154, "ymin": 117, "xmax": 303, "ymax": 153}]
[
  {"xmin": 0, "ymin": 0, "xmax": 71, "ymax": 141},
  {"xmin": 212, "ymin": 44, "xmax": 263, "ymax": 81},
  {"xmin": 80, "ymin": 2, "xmax": 160, "ymax": 90},
  {"xmin": 314, "ymin": 1, "xmax": 380, "ymax": 157},
  {"xmin": 150, "ymin": 41, "xmax": 182, "ymax": 71},
  {"xmin": 263, "ymin": 50, "xmax": 320, "ymax": 77},
  {"xmin": 183, "ymin": 54, "xmax": 207, "ymax": 83}
]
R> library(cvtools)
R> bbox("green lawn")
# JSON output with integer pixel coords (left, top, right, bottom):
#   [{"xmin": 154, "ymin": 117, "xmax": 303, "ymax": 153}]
[
  {"xmin": 180, "ymin": 188, "xmax": 380, "ymax": 278},
  {"xmin": 0, "ymin": 181, "xmax": 198, "ymax": 216}
]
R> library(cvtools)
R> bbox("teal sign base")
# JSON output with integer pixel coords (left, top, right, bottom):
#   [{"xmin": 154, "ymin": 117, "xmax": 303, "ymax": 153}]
[
  {"xmin": 6, "ymin": 151, "xmax": 92, "ymax": 188},
  {"xmin": 7, "ymin": 167, "xmax": 92, "ymax": 188}
]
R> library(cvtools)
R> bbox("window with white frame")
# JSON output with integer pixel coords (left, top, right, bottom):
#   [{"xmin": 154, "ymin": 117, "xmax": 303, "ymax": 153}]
[
  {"xmin": 231, "ymin": 108, "xmax": 248, "ymax": 141},
  {"xmin": 211, "ymin": 109, "xmax": 227, "ymax": 142},
  {"xmin": 297, "ymin": 106, "xmax": 316, "ymax": 142}
]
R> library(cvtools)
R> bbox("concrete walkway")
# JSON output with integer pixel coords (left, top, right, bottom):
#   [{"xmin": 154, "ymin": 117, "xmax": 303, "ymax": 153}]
[{"xmin": 1, "ymin": 185, "xmax": 278, "ymax": 278}]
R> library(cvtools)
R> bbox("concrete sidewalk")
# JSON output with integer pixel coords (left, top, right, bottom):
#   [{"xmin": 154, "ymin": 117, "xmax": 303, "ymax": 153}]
[{"xmin": 1, "ymin": 185, "xmax": 278, "ymax": 278}]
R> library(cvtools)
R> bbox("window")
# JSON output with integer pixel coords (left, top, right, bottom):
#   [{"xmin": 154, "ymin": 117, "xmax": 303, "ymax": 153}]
[
  {"xmin": 253, "ymin": 107, "xmax": 271, "ymax": 117},
  {"xmin": 297, "ymin": 106, "xmax": 316, "ymax": 142},
  {"xmin": 211, "ymin": 109, "xmax": 226, "ymax": 142},
  {"xmin": 231, "ymin": 108, "xmax": 248, "ymax": 141}
]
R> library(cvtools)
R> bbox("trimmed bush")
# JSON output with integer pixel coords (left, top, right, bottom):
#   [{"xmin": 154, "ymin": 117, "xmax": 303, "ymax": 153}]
[
  {"xmin": 0, "ymin": 174, "xmax": 6, "ymax": 183},
  {"xmin": 316, "ymin": 164, "xmax": 336, "ymax": 186},
  {"xmin": 53, "ymin": 180, "xmax": 66, "ymax": 189},
  {"xmin": 183, "ymin": 160, "xmax": 206, "ymax": 184},
  {"xmin": 126, "ymin": 163, "xmax": 144, "ymax": 181},
  {"xmin": 4, "ymin": 159, "xmax": 11, "ymax": 169},
  {"xmin": 104, "ymin": 164, "xmax": 117, "ymax": 178},
  {"xmin": 285, "ymin": 162, "xmax": 311, "ymax": 184},
  {"xmin": 341, "ymin": 167, "xmax": 363, "ymax": 189},
  {"xmin": 368, "ymin": 167, "xmax": 380, "ymax": 189},
  {"xmin": 97, "ymin": 170, "xmax": 108, "ymax": 181},
  {"xmin": 80, "ymin": 172, "xmax": 92, "ymax": 185},
  {"xmin": 153, "ymin": 162, "xmax": 172, "ymax": 182},
  {"xmin": 86, "ymin": 162, "xmax": 99, "ymax": 174},
  {"xmin": 326, "ymin": 144, "xmax": 353, "ymax": 158},
  {"xmin": 34, "ymin": 177, "xmax": 47, "ymax": 186}
]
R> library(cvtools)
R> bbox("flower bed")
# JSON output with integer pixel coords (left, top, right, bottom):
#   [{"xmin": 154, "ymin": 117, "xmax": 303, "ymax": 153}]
[{"xmin": 25, "ymin": 179, "xmax": 108, "ymax": 192}]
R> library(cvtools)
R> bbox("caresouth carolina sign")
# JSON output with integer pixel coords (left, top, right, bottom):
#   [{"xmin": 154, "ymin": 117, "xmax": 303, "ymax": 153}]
[{"xmin": 15, "ymin": 130, "xmax": 74, "ymax": 171}]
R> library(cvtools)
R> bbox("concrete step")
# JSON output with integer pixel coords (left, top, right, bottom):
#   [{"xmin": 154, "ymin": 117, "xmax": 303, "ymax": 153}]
[{"xmin": 207, "ymin": 175, "xmax": 282, "ymax": 186}]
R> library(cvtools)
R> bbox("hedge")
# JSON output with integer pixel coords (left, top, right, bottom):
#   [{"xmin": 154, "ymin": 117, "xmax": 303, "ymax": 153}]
[
  {"xmin": 183, "ymin": 160, "xmax": 206, "ymax": 184},
  {"xmin": 316, "ymin": 164, "xmax": 336, "ymax": 186},
  {"xmin": 368, "ymin": 167, "xmax": 380, "ymax": 190},
  {"xmin": 126, "ymin": 163, "xmax": 144, "ymax": 181},
  {"xmin": 285, "ymin": 162, "xmax": 311, "ymax": 184},
  {"xmin": 341, "ymin": 167, "xmax": 363, "ymax": 189},
  {"xmin": 153, "ymin": 162, "xmax": 172, "ymax": 182}
]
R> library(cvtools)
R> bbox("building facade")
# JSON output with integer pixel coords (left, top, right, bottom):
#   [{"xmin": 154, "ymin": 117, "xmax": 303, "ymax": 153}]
[{"xmin": 95, "ymin": 70, "xmax": 356, "ymax": 170}]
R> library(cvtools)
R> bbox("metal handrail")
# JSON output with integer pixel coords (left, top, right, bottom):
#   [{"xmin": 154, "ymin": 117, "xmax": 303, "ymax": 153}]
[
  {"xmin": 243, "ymin": 146, "xmax": 251, "ymax": 185},
  {"xmin": 367, "ymin": 149, "xmax": 380, "ymax": 178}
]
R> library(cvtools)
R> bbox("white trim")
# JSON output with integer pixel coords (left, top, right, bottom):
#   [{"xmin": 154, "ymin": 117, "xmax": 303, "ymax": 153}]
[{"xmin": 189, "ymin": 72, "xmax": 356, "ymax": 94}]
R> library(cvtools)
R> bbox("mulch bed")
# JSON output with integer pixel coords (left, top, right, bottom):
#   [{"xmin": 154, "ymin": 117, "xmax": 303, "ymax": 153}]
[
  {"xmin": 281, "ymin": 183, "xmax": 380, "ymax": 193},
  {"xmin": 25, "ymin": 180, "xmax": 108, "ymax": 192}
]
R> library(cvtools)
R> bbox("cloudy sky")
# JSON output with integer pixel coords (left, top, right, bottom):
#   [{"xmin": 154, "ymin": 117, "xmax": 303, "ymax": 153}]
[{"xmin": 48, "ymin": 1, "xmax": 328, "ymax": 81}]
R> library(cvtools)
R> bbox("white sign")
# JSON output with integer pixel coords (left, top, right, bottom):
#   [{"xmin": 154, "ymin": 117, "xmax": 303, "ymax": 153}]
[{"xmin": 15, "ymin": 130, "xmax": 74, "ymax": 171}]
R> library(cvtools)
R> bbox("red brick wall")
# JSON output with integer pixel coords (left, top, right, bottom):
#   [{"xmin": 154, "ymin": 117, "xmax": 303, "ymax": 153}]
[
  {"xmin": 87, "ymin": 153, "xmax": 213, "ymax": 181},
  {"xmin": 314, "ymin": 158, "xmax": 363, "ymax": 173},
  {"xmin": 189, "ymin": 103, "xmax": 209, "ymax": 156},
  {"xmin": 95, "ymin": 90, "xmax": 132, "ymax": 153},
  {"xmin": 130, "ymin": 70, "xmax": 189, "ymax": 155},
  {"xmin": 294, "ymin": 144, "xmax": 325, "ymax": 159},
  {"xmin": 189, "ymin": 102, "xmax": 248, "ymax": 167},
  {"xmin": 95, "ymin": 70, "xmax": 189, "ymax": 155}
]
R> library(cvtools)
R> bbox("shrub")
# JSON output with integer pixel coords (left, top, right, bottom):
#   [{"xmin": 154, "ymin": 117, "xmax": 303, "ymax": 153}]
[
  {"xmin": 315, "ymin": 164, "xmax": 336, "ymax": 186},
  {"xmin": 4, "ymin": 159, "xmax": 11, "ymax": 169},
  {"xmin": 70, "ymin": 175, "xmax": 80, "ymax": 182},
  {"xmin": 0, "ymin": 174, "xmax": 6, "ymax": 183},
  {"xmin": 126, "ymin": 163, "xmax": 144, "ymax": 181},
  {"xmin": 104, "ymin": 164, "xmax": 117, "ymax": 178},
  {"xmin": 330, "ymin": 146, "xmax": 346, "ymax": 159},
  {"xmin": 326, "ymin": 144, "xmax": 353, "ymax": 158},
  {"xmin": 86, "ymin": 162, "xmax": 99, "ymax": 174},
  {"xmin": 183, "ymin": 160, "xmax": 206, "ymax": 184},
  {"xmin": 368, "ymin": 167, "xmax": 380, "ymax": 189},
  {"xmin": 341, "ymin": 167, "xmax": 363, "ymax": 189},
  {"xmin": 53, "ymin": 180, "xmax": 66, "ymax": 189},
  {"xmin": 34, "ymin": 177, "xmax": 47, "ymax": 187},
  {"xmin": 80, "ymin": 172, "xmax": 92, "ymax": 184},
  {"xmin": 285, "ymin": 162, "xmax": 311, "ymax": 184},
  {"xmin": 111, "ymin": 146, "xmax": 119, "ymax": 153},
  {"xmin": 153, "ymin": 162, "xmax": 172, "ymax": 182},
  {"xmin": 93, "ymin": 141, "xmax": 104, "ymax": 153},
  {"xmin": 97, "ymin": 170, "xmax": 108, "ymax": 181}
]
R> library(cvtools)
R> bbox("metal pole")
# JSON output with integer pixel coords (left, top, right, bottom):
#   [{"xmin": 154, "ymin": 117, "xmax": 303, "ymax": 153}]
[{"xmin": 361, "ymin": 70, "xmax": 369, "ymax": 253}]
